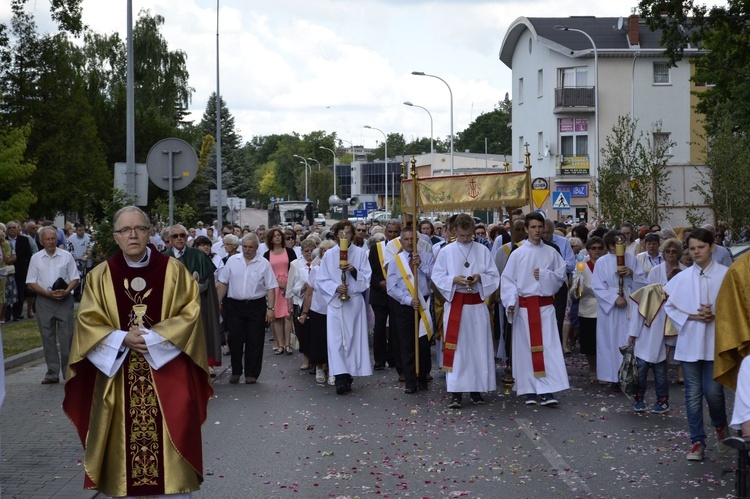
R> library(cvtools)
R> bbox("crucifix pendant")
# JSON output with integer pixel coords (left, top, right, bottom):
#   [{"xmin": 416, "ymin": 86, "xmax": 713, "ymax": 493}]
[{"xmin": 464, "ymin": 262, "xmax": 470, "ymax": 268}]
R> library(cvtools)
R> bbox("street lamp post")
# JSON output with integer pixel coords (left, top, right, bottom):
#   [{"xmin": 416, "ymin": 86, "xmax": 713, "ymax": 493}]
[
  {"xmin": 404, "ymin": 101, "xmax": 434, "ymax": 176},
  {"xmin": 411, "ymin": 71, "xmax": 453, "ymax": 176},
  {"xmin": 554, "ymin": 25, "xmax": 599, "ymax": 213},
  {"xmin": 319, "ymin": 146, "xmax": 337, "ymax": 198},
  {"xmin": 307, "ymin": 157, "xmax": 320, "ymax": 170},
  {"xmin": 215, "ymin": 0, "xmax": 223, "ymax": 227},
  {"xmin": 364, "ymin": 125, "xmax": 388, "ymax": 213},
  {"xmin": 293, "ymin": 154, "xmax": 310, "ymax": 201}
]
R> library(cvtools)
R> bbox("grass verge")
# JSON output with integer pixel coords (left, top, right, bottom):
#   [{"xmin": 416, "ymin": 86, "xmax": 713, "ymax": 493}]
[{"xmin": 1, "ymin": 319, "xmax": 41, "ymax": 358}]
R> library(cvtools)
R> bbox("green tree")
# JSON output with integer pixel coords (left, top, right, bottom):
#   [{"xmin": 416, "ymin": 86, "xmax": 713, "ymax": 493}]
[
  {"xmin": 27, "ymin": 33, "xmax": 110, "ymax": 216},
  {"xmin": 192, "ymin": 93, "xmax": 244, "ymax": 219},
  {"xmin": 594, "ymin": 116, "xmax": 673, "ymax": 226},
  {"xmin": 689, "ymin": 122, "xmax": 750, "ymax": 235},
  {"xmin": 454, "ymin": 101, "xmax": 512, "ymax": 155},
  {"xmin": 0, "ymin": 124, "xmax": 36, "ymax": 221},
  {"xmin": 368, "ymin": 132, "xmax": 406, "ymax": 161},
  {"xmin": 639, "ymin": 0, "xmax": 750, "ymax": 134}
]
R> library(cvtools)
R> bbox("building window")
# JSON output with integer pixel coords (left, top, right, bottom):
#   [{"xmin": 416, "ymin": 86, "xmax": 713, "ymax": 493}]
[
  {"xmin": 559, "ymin": 67, "xmax": 588, "ymax": 87},
  {"xmin": 559, "ymin": 118, "xmax": 589, "ymax": 156},
  {"xmin": 653, "ymin": 62, "xmax": 671, "ymax": 84},
  {"xmin": 518, "ymin": 77, "xmax": 524, "ymax": 104},
  {"xmin": 537, "ymin": 69, "xmax": 543, "ymax": 98},
  {"xmin": 537, "ymin": 132, "xmax": 544, "ymax": 159},
  {"xmin": 518, "ymin": 136, "xmax": 524, "ymax": 163},
  {"xmin": 653, "ymin": 132, "xmax": 672, "ymax": 156}
]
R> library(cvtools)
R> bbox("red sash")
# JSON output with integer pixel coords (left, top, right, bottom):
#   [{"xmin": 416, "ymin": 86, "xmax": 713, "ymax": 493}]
[
  {"xmin": 519, "ymin": 295, "xmax": 554, "ymax": 378},
  {"xmin": 442, "ymin": 292, "xmax": 483, "ymax": 372}
]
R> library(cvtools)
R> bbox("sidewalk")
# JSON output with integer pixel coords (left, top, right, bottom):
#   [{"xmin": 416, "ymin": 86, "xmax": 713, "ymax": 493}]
[{"xmin": 0, "ymin": 357, "xmax": 98, "ymax": 498}]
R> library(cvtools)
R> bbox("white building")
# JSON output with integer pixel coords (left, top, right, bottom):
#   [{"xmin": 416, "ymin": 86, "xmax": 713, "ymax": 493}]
[{"xmin": 500, "ymin": 14, "xmax": 710, "ymax": 226}]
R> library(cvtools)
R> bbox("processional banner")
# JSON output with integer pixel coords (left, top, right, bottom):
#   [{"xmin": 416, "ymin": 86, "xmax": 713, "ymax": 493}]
[{"xmin": 402, "ymin": 171, "xmax": 529, "ymax": 212}]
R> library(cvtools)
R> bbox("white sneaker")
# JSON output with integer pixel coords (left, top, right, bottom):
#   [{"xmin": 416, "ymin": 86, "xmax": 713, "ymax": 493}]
[
  {"xmin": 686, "ymin": 442, "xmax": 705, "ymax": 461},
  {"xmin": 315, "ymin": 367, "xmax": 325, "ymax": 383},
  {"xmin": 328, "ymin": 375, "xmax": 335, "ymax": 386}
]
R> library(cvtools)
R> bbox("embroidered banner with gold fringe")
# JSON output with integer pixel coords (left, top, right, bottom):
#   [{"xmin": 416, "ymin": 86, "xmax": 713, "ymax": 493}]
[{"xmin": 402, "ymin": 171, "xmax": 529, "ymax": 212}]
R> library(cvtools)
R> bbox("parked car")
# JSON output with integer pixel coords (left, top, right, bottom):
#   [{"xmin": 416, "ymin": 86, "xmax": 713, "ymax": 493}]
[
  {"xmin": 367, "ymin": 211, "xmax": 392, "ymax": 224},
  {"xmin": 729, "ymin": 242, "xmax": 750, "ymax": 259},
  {"xmin": 314, "ymin": 212, "xmax": 326, "ymax": 227}
]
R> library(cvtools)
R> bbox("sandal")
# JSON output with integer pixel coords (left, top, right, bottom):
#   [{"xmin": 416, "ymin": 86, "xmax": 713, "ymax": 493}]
[
  {"xmin": 285, "ymin": 346, "xmax": 293, "ymax": 355},
  {"xmin": 273, "ymin": 347, "xmax": 283, "ymax": 355}
]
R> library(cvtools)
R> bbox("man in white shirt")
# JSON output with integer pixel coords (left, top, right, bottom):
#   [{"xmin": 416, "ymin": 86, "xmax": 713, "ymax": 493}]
[
  {"xmin": 216, "ymin": 233, "xmax": 278, "ymax": 384},
  {"xmin": 386, "ymin": 226, "xmax": 435, "ymax": 394},
  {"xmin": 68, "ymin": 223, "xmax": 93, "ymax": 300},
  {"xmin": 195, "ymin": 221, "xmax": 208, "ymax": 238},
  {"xmin": 26, "ymin": 226, "xmax": 79, "ymax": 384}
]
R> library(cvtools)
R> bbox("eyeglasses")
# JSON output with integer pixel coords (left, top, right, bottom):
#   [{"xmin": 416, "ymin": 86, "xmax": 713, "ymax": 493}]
[
  {"xmin": 286, "ymin": 236, "xmax": 295, "ymax": 241},
  {"xmin": 170, "ymin": 233, "xmax": 188, "ymax": 239},
  {"xmin": 114, "ymin": 226, "xmax": 150, "ymax": 236},
  {"xmin": 589, "ymin": 245, "xmax": 604, "ymax": 251},
  {"xmin": 664, "ymin": 249, "xmax": 680, "ymax": 254}
]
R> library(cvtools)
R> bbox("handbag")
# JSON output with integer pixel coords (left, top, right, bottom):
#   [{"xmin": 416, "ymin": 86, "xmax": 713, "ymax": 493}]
[
  {"xmin": 618, "ymin": 344, "xmax": 638, "ymax": 397},
  {"xmin": 51, "ymin": 277, "xmax": 68, "ymax": 291}
]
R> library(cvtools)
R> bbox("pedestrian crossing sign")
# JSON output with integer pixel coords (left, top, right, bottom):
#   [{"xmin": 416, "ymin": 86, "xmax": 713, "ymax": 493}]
[{"xmin": 553, "ymin": 191, "xmax": 571, "ymax": 210}]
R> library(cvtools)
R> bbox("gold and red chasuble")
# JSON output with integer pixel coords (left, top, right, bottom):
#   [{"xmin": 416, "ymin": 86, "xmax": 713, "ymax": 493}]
[{"xmin": 64, "ymin": 246, "xmax": 212, "ymax": 497}]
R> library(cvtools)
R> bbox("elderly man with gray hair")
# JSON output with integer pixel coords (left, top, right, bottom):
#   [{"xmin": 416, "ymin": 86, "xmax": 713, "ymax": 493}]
[{"xmin": 26, "ymin": 225, "xmax": 79, "ymax": 384}]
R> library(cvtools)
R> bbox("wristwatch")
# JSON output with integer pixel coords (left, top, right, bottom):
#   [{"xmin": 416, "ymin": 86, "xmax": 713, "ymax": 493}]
[{"xmin": 267, "ymin": 306, "xmax": 274, "ymax": 310}]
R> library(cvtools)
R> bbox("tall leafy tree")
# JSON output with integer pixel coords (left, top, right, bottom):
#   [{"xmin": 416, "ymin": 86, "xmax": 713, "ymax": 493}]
[
  {"xmin": 595, "ymin": 116, "xmax": 673, "ymax": 226},
  {"xmin": 368, "ymin": 132, "xmax": 406, "ymax": 161},
  {"xmin": 27, "ymin": 34, "xmax": 110, "ymax": 216},
  {"xmin": 192, "ymin": 93, "xmax": 244, "ymax": 219},
  {"xmin": 638, "ymin": 0, "xmax": 750, "ymax": 134},
  {"xmin": 454, "ymin": 101, "xmax": 512, "ymax": 155},
  {"xmin": 0, "ymin": 124, "xmax": 36, "ymax": 221}
]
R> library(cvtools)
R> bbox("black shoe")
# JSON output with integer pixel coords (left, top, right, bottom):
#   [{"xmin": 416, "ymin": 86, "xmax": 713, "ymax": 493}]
[
  {"xmin": 404, "ymin": 386, "xmax": 418, "ymax": 394},
  {"xmin": 449, "ymin": 394, "xmax": 462, "ymax": 409},
  {"xmin": 374, "ymin": 362, "xmax": 385, "ymax": 371},
  {"xmin": 418, "ymin": 382, "xmax": 429, "ymax": 391},
  {"xmin": 470, "ymin": 392, "xmax": 486, "ymax": 405},
  {"xmin": 540, "ymin": 393, "xmax": 558, "ymax": 406}
]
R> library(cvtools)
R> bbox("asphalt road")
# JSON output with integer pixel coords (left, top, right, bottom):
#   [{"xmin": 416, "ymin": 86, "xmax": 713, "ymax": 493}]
[
  {"xmin": 195, "ymin": 344, "xmax": 738, "ymax": 499},
  {"xmin": 0, "ymin": 335, "xmax": 738, "ymax": 498}
]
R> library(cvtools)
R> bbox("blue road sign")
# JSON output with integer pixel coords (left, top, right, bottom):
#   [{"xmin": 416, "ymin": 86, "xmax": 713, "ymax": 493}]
[
  {"xmin": 552, "ymin": 191, "xmax": 571, "ymax": 210},
  {"xmin": 353, "ymin": 209, "xmax": 368, "ymax": 218},
  {"xmin": 364, "ymin": 201, "xmax": 377, "ymax": 210}
]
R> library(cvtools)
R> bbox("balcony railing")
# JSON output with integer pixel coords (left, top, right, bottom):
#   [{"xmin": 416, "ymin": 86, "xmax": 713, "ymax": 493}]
[{"xmin": 555, "ymin": 86, "xmax": 595, "ymax": 108}]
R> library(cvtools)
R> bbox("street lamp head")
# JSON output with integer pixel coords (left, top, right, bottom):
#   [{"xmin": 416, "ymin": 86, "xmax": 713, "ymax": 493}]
[
  {"xmin": 411, "ymin": 71, "xmax": 425, "ymax": 76},
  {"xmin": 363, "ymin": 125, "xmax": 372, "ymax": 130},
  {"xmin": 293, "ymin": 154, "xmax": 302, "ymax": 159},
  {"xmin": 403, "ymin": 101, "xmax": 413, "ymax": 106},
  {"xmin": 553, "ymin": 25, "xmax": 568, "ymax": 31}
]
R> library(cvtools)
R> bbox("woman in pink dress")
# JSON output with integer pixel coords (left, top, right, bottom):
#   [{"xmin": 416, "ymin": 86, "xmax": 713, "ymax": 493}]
[{"xmin": 264, "ymin": 228, "xmax": 297, "ymax": 354}]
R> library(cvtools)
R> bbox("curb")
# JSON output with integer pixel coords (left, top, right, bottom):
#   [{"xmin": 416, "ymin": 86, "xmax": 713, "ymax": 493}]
[{"xmin": 4, "ymin": 346, "xmax": 44, "ymax": 370}]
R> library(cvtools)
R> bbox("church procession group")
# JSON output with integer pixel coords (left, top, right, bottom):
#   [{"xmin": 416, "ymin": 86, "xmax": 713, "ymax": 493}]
[{"xmin": 8, "ymin": 204, "xmax": 750, "ymax": 497}]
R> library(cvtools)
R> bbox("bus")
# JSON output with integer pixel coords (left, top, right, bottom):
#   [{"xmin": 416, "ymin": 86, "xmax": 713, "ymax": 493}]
[{"xmin": 268, "ymin": 200, "xmax": 314, "ymax": 227}]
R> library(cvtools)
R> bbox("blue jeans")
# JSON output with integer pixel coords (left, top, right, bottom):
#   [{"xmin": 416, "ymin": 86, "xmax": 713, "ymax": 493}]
[
  {"xmin": 635, "ymin": 357, "xmax": 668, "ymax": 402},
  {"xmin": 681, "ymin": 360, "xmax": 727, "ymax": 444}
]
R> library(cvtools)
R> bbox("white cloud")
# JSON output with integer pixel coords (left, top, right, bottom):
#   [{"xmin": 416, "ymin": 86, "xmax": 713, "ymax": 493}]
[{"xmin": 1, "ymin": 0, "xmax": 729, "ymax": 148}]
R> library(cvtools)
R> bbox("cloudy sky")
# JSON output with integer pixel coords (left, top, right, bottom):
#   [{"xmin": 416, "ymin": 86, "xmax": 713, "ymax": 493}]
[{"xmin": 1, "ymin": 0, "xmax": 728, "ymax": 148}]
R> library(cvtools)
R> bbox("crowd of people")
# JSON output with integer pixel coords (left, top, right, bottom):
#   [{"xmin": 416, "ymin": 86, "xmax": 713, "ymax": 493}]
[{"xmin": 2, "ymin": 206, "xmax": 749, "ymax": 497}]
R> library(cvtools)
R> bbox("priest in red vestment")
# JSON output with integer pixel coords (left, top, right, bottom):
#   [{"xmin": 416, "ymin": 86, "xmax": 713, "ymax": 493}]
[{"xmin": 63, "ymin": 206, "xmax": 213, "ymax": 497}]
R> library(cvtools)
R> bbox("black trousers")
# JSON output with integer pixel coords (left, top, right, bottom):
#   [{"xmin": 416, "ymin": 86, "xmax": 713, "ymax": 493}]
[
  {"xmin": 394, "ymin": 303, "xmax": 430, "ymax": 389},
  {"xmin": 372, "ymin": 302, "xmax": 395, "ymax": 365},
  {"xmin": 386, "ymin": 297, "xmax": 403, "ymax": 372},
  {"xmin": 225, "ymin": 297, "xmax": 266, "ymax": 378}
]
